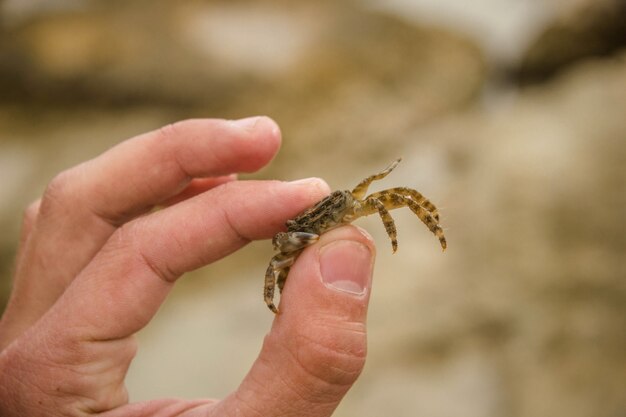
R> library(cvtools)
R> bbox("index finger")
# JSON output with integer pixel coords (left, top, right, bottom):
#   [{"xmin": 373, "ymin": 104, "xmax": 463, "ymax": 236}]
[{"xmin": 48, "ymin": 178, "xmax": 332, "ymax": 340}]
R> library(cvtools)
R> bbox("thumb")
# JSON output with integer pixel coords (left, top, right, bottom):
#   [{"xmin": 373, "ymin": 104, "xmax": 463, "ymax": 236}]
[{"xmin": 212, "ymin": 226, "xmax": 375, "ymax": 417}]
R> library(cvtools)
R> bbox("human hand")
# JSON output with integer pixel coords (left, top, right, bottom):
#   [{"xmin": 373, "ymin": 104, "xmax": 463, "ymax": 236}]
[{"xmin": 0, "ymin": 116, "xmax": 376, "ymax": 417}]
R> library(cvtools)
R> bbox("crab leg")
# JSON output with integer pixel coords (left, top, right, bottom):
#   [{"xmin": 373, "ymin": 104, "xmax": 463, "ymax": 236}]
[
  {"xmin": 401, "ymin": 197, "xmax": 446, "ymax": 250},
  {"xmin": 265, "ymin": 231, "xmax": 319, "ymax": 313},
  {"xmin": 351, "ymin": 158, "xmax": 401, "ymax": 200},
  {"xmin": 358, "ymin": 192, "xmax": 447, "ymax": 251},
  {"xmin": 354, "ymin": 197, "xmax": 399, "ymax": 252},
  {"xmin": 273, "ymin": 231, "xmax": 319, "ymax": 252},
  {"xmin": 366, "ymin": 187, "xmax": 440, "ymax": 221},
  {"xmin": 265, "ymin": 252, "xmax": 298, "ymax": 314},
  {"xmin": 276, "ymin": 267, "xmax": 290, "ymax": 294},
  {"xmin": 264, "ymin": 264, "xmax": 280, "ymax": 314}
]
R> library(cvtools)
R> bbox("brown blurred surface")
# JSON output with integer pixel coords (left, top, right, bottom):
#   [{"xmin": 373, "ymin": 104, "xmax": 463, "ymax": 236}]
[{"xmin": 1, "ymin": 1, "xmax": 625, "ymax": 416}]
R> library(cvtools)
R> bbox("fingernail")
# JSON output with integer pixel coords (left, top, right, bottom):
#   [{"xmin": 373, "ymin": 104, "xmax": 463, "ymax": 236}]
[
  {"xmin": 288, "ymin": 177, "xmax": 330, "ymax": 193},
  {"xmin": 320, "ymin": 241, "xmax": 373, "ymax": 295},
  {"xmin": 231, "ymin": 116, "xmax": 262, "ymax": 130},
  {"xmin": 289, "ymin": 177, "xmax": 323, "ymax": 186}
]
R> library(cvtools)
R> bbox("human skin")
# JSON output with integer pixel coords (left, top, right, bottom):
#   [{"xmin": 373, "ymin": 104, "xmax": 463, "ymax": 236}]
[{"xmin": 0, "ymin": 116, "xmax": 376, "ymax": 417}]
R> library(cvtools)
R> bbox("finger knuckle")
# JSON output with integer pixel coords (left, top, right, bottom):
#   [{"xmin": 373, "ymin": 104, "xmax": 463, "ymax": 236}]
[
  {"xmin": 292, "ymin": 319, "xmax": 367, "ymax": 388},
  {"xmin": 157, "ymin": 119, "xmax": 205, "ymax": 143},
  {"xmin": 39, "ymin": 169, "xmax": 75, "ymax": 217},
  {"xmin": 113, "ymin": 336, "xmax": 139, "ymax": 367},
  {"xmin": 113, "ymin": 220, "xmax": 179, "ymax": 284},
  {"xmin": 157, "ymin": 121, "xmax": 182, "ymax": 142},
  {"xmin": 157, "ymin": 118, "xmax": 229, "ymax": 143},
  {"xmin": 22, "ymin": 199, "xmax": 41, "ymax": 226}
]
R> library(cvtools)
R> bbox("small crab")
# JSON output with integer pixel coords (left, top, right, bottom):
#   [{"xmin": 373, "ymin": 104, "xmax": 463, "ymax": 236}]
[{"xmin": 264, "ymin": 158, "xmax": 446, "ymax": 313}]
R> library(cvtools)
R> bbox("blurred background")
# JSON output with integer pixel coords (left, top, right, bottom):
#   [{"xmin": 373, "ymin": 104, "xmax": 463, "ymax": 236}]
[{"xmin": 1, "ymin": 0, "xmax": 625, "ymax": 416}]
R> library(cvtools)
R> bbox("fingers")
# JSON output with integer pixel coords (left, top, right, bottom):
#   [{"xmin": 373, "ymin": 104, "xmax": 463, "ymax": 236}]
[
  {"xmin": 211, "ymin": 226, "xmax": 375, "ymax": 417},
  {"xmin": 45, "ymin": 179, "xmax": 331, "ymax": 341},
  {"xmin": 1, "ymin": 117, "xmax": 280, "ymax": 347},
  {"xmin": 1, "ymin": 178, "xmax": 329, "ymax": 414}
]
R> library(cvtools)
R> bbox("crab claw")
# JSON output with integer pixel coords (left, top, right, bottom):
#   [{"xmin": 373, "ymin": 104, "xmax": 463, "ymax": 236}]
[{"xmin": 273, "ymin": 231, "xmax": 319, "ymax": 252}]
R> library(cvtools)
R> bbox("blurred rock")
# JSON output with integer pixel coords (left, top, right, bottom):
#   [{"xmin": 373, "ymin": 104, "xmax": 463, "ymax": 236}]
[
  {"xmin": 0, "ymin": 1, "xmax": 484, "ymax": 111},
  {"xmin": 512, "ymin": 0, "xmax": 626, "ymax": 84},
  {"xmin": 0, "ymin": 2, "xmax": 235, "ymax": 106}
]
